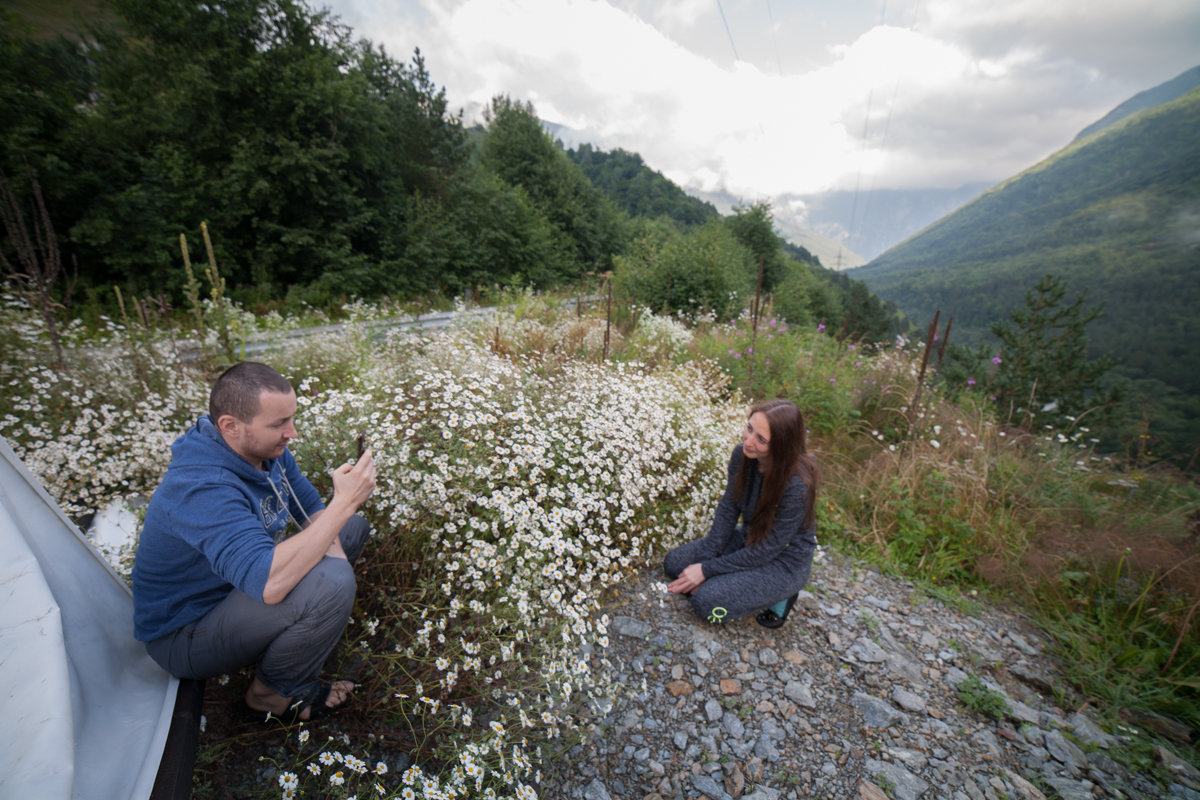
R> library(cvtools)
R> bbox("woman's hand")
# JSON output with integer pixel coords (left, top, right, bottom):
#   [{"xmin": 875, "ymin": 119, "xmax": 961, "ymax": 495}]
[{"xmin": 667, "ymin": 563, "xmax": 706, "ymax": 594}]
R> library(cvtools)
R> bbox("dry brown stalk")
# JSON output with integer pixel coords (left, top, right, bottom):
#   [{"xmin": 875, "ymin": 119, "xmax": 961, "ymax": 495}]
[
  {"xmin": 909, "ymin": 310, "xmax": 940, "ymax": 424},
  {"xmin": 0, "ymin": 169, "xmax": 70, "ymax": 370}
]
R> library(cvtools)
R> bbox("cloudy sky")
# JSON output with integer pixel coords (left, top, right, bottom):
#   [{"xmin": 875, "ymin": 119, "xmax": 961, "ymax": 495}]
[{"xmin": 322, "ymin": 0, "xmax": 1199, "ymax": 205}]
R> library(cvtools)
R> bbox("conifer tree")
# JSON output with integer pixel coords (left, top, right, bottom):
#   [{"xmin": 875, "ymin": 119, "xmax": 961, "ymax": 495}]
[{"xmin": 990, "ymin": 273, "xmax": 1115, "ymax": 430}]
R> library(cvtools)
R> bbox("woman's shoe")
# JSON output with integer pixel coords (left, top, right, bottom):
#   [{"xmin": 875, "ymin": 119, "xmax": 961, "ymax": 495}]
[{"xmin": 756, "ymin": 592, "xmax": 798, "ymax": 629}]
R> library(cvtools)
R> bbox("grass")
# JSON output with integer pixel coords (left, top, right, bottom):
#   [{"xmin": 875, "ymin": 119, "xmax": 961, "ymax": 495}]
[
  {"xmin": 956, "ymin": 674, "xmax": 1012, "ymax": 720},
  {"xmin": 2, "ymin": 284, "xmax": 1198, "ymax": 795}
]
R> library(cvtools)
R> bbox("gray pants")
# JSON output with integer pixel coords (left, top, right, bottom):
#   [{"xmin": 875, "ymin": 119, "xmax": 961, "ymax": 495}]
[
  {"xmin": 146, "ymin": 516, "xmax": 371, "ymax": 701},
  {"xmin": 664, "ymin": 526, "xmax": 809, "ymax": 624}
]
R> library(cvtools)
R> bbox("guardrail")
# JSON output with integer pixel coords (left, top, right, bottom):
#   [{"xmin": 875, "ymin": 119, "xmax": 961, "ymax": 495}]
[{"xmin": 175, "ymin": 295, "xmax": 602, "ymax": 360}]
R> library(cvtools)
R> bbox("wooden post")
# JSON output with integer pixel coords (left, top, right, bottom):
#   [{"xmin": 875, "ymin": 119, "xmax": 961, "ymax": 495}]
[
  {"xmin": 747, "ymin": 254, "xmax": 764, "ymax": 396},
  {"xmin": 910, "ymin": 310, "xmax": 940, "ymax": 420},
  {"xmin": 602, "ymin": 277, "xmax": 612, "ymax": 361},
  {"xmin": 936, "ymin": 317, "xmax": 953, "ymax": 367}
]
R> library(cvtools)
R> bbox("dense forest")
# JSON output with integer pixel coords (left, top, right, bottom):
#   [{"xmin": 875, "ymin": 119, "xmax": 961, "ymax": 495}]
[
  {"xmin": 566, "ymin": 144, "xmax": 718, "ymax": 229},
  {"xmin": 850, "ymin": 86, "xmax": 1200, "ymax": 463},
  {"xmin": 0, "ymin": 0, "xmax": 898, "ymax": 342}
]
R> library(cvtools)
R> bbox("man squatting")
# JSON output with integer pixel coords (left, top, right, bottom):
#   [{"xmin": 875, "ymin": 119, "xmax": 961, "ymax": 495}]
[{"xmin": 132, "ymin": 362, "xmax": 376, "ymax": 722}]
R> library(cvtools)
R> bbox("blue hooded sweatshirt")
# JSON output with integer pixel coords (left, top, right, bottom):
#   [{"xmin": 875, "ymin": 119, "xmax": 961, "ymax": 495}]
[{"xmin": 132, "ymin": 414, "xmax": 324, "ymax": 643}]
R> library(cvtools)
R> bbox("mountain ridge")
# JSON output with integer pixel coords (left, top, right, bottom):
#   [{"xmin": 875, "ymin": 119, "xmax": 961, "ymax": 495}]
[
  {"xmin": 848, "ymin": 83, "xmax": 1200, "ymax": 456},
  {"xmin": 1075, "ymin": 64, "xmax": 1200, "ymax": 142}
]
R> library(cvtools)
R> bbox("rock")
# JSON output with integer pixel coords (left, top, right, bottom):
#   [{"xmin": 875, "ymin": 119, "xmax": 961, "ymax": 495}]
[
  {"xmin": 857, "ymin": 778, "xmax": 890, "ymax": 800},
  {"xmin": 1156, "ymin": 745, "xmax": 1200, "ymax": 782},
  {"xmin": 886, "ymin": 651, "xmax": 924, "ymax": 683},
  {"xmin": 970, "ymin": 729, "xmax": 1004, "ymax": 761},
  {"xmin": 611, "ymin": 616, "xmax": 652, "ymax": 639},
  {"xmin": 891, "ymin": 686, "xmax": 927, "ymax": 713},
  {"xmin": 1169, "ymin": 783, "xmax": 1200, "ymax": 800},
  {"xmin": 691, "ymin": 773, "xmax": 732, "ymax": 800},
  {"xmin": 583, "ymin": 778, "xmax": 612, "ymax": 800},
  {"xmin": 1006, "ymin": 631, "xmax": 1041, "ymax": 656},
  {"xmin": 1067, "ymin": 712, "xmax": 1116, "ymax": 750},
  {"xmin": 1043, "ymin": 729, "xmax": 1088, "ymax": 773},
  {"xmin": 666, "ymin": 680, "xmax": 694, "ymax": 697},
  {"xmin": 851, "ymin": 691, "xmax": 908, "ymax": 728},
  {"xmin": 782, "ymin": 649, "xmax": 808, "ymax": 665},
  {"xmin": 864, "ymin": 757, "xmax": 930, "ymax": 800},
  {"xmin": 1009, "ymin": 662, "xmax": 1057, "ymax": 695},
  {"xmin": 1040, "ymin": 776, "xmax": 1092, "ymax": 800},
  {"xmin": 1002, "ymin": 768, "xmax": 1048, "ymax": 800},
  {"xmin": 742, "ymin": 788, "xmax": 781, "ymax": 800},
  {"xmin": 760, "ymin": 718, "xmax": 783, "ymax": 741},
  {"xmin": 944, "ymin": 667, "xmax": 969, "ymax": 688},
  {"xmin": 753, "ymin": 735, "xmax": 780, "ymax": 761},
  {"xmin": 848, "ymin": 636, "xmax": 890, "ymax": 663},
  {"xmin": 887, "ymin": 746, "xmax": 929, "ymax": 771},
  {"xmin": 783, "ymin": 680, "xmax": 815, "ymax": 708},
  {"xmin": 1008, "ymin": 699, "xmax": 1040, "ymax": 725},
  {"xmin": 721, "ymin": 678, "xmax": 741, "ymax": 695},
  {"xmin": 724, "ymin": 765, "xmax": 745, "ymax": 797}
]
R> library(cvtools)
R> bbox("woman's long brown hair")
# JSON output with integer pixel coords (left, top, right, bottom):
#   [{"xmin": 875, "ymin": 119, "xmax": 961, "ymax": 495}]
[{"xmin": 736, "ymin": 399, "xmax": 820, "ymax": 546}]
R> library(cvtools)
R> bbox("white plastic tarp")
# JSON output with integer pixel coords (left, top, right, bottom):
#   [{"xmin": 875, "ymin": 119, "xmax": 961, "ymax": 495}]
[{"xmin": 0, "ymin": 437, "xmax": 177, "ymax": 799}]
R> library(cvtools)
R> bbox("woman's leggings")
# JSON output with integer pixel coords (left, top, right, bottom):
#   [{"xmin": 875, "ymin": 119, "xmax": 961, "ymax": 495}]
[{"xmin": 664, "ymin": 527, "xmax": 809, "ymax": 624}]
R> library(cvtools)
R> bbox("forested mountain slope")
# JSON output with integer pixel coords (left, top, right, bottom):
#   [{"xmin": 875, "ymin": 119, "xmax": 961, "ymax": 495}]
[
  {"xmin": 849, "ymin": 86, "xmax": 1200, "ymax": 457},
  {"xmin": 567, "ymin": 144, "xmax": 719, "ymax": 229}
]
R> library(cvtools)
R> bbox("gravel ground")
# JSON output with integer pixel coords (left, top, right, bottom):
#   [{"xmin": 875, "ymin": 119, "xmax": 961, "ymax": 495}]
[{"xmin": 538, "ymin": 551, "xmax": 1200, "ymax": 800}]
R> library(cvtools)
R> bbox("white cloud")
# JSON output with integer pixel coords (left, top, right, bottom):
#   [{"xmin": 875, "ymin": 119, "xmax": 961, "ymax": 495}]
[{"xmin": 322, "ymin": 0, "xmax": 1200, "ymax": 199}]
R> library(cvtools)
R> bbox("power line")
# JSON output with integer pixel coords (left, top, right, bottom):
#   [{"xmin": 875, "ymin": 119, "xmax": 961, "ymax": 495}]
[
  {"xmin": 715, "ymin": 0, "xmax": 740, "ymax": 62},
  {"xmin": 765, "ymin": 0, "xmax": 784, "ymax": 76},
  {"xmin": 846, "ymin": 1, "xmax": 889, "ymax": 251},
  {"xmin": 846, "ymin": 0, "xmax": 921, "ymax": 265}
]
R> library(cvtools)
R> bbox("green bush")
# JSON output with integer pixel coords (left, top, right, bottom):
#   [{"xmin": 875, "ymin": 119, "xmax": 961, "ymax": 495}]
[{"xmin": 614, "ymin": 221, "xmax": 753, "ymax": 319}]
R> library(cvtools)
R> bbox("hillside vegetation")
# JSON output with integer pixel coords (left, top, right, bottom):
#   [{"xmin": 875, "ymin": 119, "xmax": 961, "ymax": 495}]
[
  {"xmin": 850, "ymin": 86, "xmax": 1200, "ymax": 462},
  {"xmin": 567, "ymin": 143, "xmax": 719, "ymax": 229}
]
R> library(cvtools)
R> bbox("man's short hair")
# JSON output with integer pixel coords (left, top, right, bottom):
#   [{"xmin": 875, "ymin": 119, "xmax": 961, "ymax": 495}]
[{"xmin": 209, "ymin": 362, "xmax": 293, "ymax": 422}]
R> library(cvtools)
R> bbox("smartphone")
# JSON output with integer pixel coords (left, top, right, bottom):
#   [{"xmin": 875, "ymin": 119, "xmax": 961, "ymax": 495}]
[{"xmin": 356, "ymin": 434, "xmax": 365, "ymax": 460}]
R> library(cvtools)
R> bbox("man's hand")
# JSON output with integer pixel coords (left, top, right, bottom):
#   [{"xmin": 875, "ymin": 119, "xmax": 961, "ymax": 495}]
[
  {"xmin": 263, "ymin": 449, "xmax": 376, "ymax": 604},
  {"xmin": 667, "ymin": 563, "xmax": 705, "ymax": 595},
  {"xmin": 332, "ymin": 448, "xmax": 376, "ymax": 509}
]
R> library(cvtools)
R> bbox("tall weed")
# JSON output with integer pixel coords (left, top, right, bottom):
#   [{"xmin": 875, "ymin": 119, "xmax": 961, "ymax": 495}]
[{"xmin": 1034, "ymin": 553, "xmax": 1200, "ymax": 732}]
